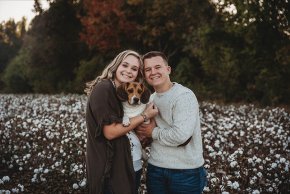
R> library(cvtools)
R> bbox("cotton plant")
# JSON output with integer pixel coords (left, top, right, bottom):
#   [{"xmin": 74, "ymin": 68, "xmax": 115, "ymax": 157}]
[{"xmin": 0, "ymin": 95, "xmax": 289, "ymax": 193}]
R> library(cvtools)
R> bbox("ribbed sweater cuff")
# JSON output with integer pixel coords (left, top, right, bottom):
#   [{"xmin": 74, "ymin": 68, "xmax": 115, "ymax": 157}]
[{"xmin": 152, "ymin": 127, "xmax": 159, "ymax": 140}]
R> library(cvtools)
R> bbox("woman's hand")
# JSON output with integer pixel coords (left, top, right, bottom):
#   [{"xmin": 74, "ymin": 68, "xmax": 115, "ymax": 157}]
[{"xmin": 103, "ymin": 103, "xmax": 158, "ymax": 140}]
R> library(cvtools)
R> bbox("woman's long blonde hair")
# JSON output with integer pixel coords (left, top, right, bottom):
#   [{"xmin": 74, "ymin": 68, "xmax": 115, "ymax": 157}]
[{"xmin": 84, "ymin": 50, "xmax": 143, "ymax": 95}]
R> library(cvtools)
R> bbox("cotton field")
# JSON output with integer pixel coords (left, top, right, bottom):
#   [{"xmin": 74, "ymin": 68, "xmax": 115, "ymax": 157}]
[{"xmin": 0, "ymin": 94, "xmax": 289, "ymax": 194}]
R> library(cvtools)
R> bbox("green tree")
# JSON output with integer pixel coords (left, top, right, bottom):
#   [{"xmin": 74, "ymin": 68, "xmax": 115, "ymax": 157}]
[
  {"xmin": 80, "ymin": 0, "xmax": 219, "ymax": 61},
  {"xmin": 0, "ymin": 19, "xmax": 26, "ymax": 72},
  {"xmin": 184, "ymin": 23, "xmax": 244, "ymax": 101},
  {"xmin": 2, "ymin": 49, "xmax": 32, "ymax": 93},
  {"xmin": 23, "ymin": 0, "xmax": 87, "ymax": 93},
  {"xmin": 73, "ymin": 55, "xmax": 108, "ymax": 93},
  {"xmin": 123, "ymin": 0, "xmax": 220, "ymax": 68},
  {"xmin": 184, "ymin": 0, "xmax": 290, "ymax": 105},
  {"xmin": 215, "ymin": 0, "xmax": 289, "ymax": 35},
  {"xmin": 0, "ymin": 19, "xmax": 27, "ymax": 90}
]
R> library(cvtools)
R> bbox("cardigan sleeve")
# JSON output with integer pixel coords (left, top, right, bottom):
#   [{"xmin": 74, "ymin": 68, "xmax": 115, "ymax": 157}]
[{"xmin": 88, "ymin": 80, "xmax": 123, "ymax": 137}]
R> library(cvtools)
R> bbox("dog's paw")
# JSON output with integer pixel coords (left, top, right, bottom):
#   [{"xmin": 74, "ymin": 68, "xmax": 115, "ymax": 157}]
[
  {"xmin": 123, "ymin": 121, "xmax": 130, "ymax": 127},
  {"xmin": 122, "ymin": 116, "xmax": 130, "ymax": 127}
]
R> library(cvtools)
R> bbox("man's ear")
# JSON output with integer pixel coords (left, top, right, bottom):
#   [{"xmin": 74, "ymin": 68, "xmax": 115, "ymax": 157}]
[
  {"xmin": 116, "ymin": 83, "xmax": 128, "ymax": 102},
  {"xmin": 141, "ymin": 85, "xmax": 151, "ymax": 104},
  {"xmin": 167, "ymin": 66, "xmax": 171, "ymax": 75}
]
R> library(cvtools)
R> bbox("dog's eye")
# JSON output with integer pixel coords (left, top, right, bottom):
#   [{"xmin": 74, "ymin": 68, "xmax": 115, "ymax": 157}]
[
  {"xmin": 137, "ymin": 89, "xmax": 142, "ymax": 94},
  {"xmin": 128, "ymin": 89, "xmax": 133, "ymax": 93}
]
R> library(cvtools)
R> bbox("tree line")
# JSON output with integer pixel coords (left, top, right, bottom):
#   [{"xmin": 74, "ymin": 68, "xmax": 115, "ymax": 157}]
[{"xmin": 0, "ymin": 0, "xmax": 289, "ymax": 106}]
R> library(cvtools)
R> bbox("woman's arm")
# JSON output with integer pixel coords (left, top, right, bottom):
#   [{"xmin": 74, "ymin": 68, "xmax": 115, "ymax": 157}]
[
  {"xmin": 103, "ymin": 115, "xmax": 144, "ymax": 140},
  {"xmin": 103, "ymin": 103, "xmax": 158, "ymax": 140}
]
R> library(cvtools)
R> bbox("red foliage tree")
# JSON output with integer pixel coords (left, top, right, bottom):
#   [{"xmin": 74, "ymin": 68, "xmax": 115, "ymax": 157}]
[{"xmin": 80, "ymin": 0, "xmax": 138, "ymax": 52}]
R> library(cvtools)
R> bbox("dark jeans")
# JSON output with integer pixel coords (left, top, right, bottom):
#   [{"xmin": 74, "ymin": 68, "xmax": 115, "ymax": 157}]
[
  {"xmin": 146, "ymin": 164, "xmax": 207, "ymax": 194},
  {"xmin": 104, "ymin": 169, "xmax": 142, "ymax": 194}
]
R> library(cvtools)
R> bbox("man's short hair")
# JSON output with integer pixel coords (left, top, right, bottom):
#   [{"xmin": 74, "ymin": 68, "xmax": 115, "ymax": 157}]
[{"xmin": 142, "ymin": 51, "xmax": 168, "ymax": 63}]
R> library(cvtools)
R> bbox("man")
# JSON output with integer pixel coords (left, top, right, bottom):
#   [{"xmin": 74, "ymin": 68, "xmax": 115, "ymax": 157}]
[{"xmin": 138, "ymin": 51, "xmax": 207, "ymax": 194}]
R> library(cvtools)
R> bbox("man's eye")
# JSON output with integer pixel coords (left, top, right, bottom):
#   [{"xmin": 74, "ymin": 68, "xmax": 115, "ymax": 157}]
[{"xmin": 128, "ymin": 89, "xmax": 133, "ymax": 93}]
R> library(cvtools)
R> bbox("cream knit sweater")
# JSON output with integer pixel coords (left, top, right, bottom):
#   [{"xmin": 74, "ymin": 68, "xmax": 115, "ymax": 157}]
[{"xmin": 149, "ymin": 83, "xmax": 205, "ymax": 169}]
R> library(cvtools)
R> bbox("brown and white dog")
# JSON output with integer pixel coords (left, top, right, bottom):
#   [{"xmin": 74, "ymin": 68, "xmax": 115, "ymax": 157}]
[{"xmin": 116, "ymin": 82, "xmax": 153, "ymax": 151}]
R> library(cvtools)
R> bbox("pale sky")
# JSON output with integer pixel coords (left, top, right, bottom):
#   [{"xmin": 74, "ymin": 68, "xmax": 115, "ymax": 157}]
[{"xmin": 0, "ymin": 0, "xmax": 49, "ymax": 24}]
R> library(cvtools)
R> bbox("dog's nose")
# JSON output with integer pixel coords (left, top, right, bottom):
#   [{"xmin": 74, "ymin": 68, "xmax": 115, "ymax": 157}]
[{"xmin": 133, "ymin": 98, "xmax": 139, "ymax": 104}]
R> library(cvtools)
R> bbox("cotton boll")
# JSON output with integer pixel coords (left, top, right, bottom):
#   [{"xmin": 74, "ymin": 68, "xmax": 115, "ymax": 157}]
[
  {"xmin": 231, "ymin": 181, "xmax": 239, "ymax": 189},
  {"xmin": 257, "ymin": 172, "xmax": 262, "ymax": 177},
  {"xmin": 280, "ymin": 158, "xmax": 286, "ymax": 163},
  {"xmin": 267, "ymin": 187, "xmax": 273, "ymax": 192},
  {"xmin": 230, "ymin": 161, "xmax": 238, "ymax": 168},
  {"xmin": 79, "ymin": 179, "xmax": 86, "ymax": 187},
  {"xmin": 250, "ymin": 179, "xmax": 255, "ymax": 185},
  {"xmin": 271, "ymin": 163, "xmax": 277, "ymax": 168},
  {"xmin": 73, "ymin": 183, "xmax": 79, "ymax": 189},
  {"xmin": 17, "ymin": 184, "xmax": 24, "ymax": 192},
  {"xmin": 11, "ymin": 188, "xmax": 19, "ymax": 193},
  {"xmin": 44, "ymin": 169, "xmax": 49, "ymax": 174}
]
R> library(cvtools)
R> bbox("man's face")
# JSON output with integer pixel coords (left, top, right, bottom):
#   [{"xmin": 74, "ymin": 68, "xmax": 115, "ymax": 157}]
[{"xmin": 143, "ymin": 56, "xmax": 171, "ymax": 90}]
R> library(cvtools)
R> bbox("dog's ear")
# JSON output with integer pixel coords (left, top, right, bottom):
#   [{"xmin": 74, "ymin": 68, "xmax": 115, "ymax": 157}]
[
  {"xmin": 141, "ymin": 84, "xmax": 151, "ymax": 104},
  {"xmin": 116, "ymin": 83, "xmax": 128, "ymax": 102}
]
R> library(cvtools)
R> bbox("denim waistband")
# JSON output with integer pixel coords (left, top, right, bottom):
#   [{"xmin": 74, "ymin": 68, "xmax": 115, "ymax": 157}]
[{"xmin": 148, "ymin": 163, "xmax": 204, "ymax": 171}]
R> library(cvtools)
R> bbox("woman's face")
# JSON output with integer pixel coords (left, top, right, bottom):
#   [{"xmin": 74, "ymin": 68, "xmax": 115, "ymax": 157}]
[{"xmin": 114, "ymin": 55, "xmax": 140, "ymax": 87}]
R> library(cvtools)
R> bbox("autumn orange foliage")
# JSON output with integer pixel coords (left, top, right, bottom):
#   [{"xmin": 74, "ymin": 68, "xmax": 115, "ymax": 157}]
[{"xmin": 80, "ymin": 0, "xmax": 137, "ymax": 52}]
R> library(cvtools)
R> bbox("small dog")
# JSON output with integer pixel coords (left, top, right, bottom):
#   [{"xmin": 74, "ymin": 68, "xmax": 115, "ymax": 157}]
[
  {"xmin": 116, "ymin": 82, "xmax": 151, "ymax": 127},
  {"xmin": 116, "ymin": 82, "xmax": 153, "ymax": 152}
]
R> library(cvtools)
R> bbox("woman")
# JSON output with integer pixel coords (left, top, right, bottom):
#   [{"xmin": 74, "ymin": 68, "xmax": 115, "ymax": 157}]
[{"xmin": 85, "ymin": 50, "xmax": 158, "ymax": 194}]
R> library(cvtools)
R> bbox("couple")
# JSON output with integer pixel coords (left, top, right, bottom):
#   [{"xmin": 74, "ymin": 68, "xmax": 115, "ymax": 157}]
[{"xmin": 85, "ymin": 50, "xmax": 207, "ymax": 194}]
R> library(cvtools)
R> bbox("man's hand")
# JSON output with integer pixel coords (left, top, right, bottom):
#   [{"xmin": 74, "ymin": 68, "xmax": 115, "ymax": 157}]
[
  {"xmin": 136, "ymin": 119, "xmax": 157, "ymax": 138},
  {"xmin": 143, "ymin": 103, "xmax": 159, "ymax": 119}
]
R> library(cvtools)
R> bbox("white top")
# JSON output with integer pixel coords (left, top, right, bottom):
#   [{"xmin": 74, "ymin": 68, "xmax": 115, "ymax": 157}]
[
  {"xmin": 148, "ymin": 83, "xmax": 205, "ymax": 169},
  {"xmin": 126, "ymin": 131, "xmax": 142, "ymax": 171},
  {"xmin": 122, "ymin": 102, "xmax": 146, "ymax": 172}
]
